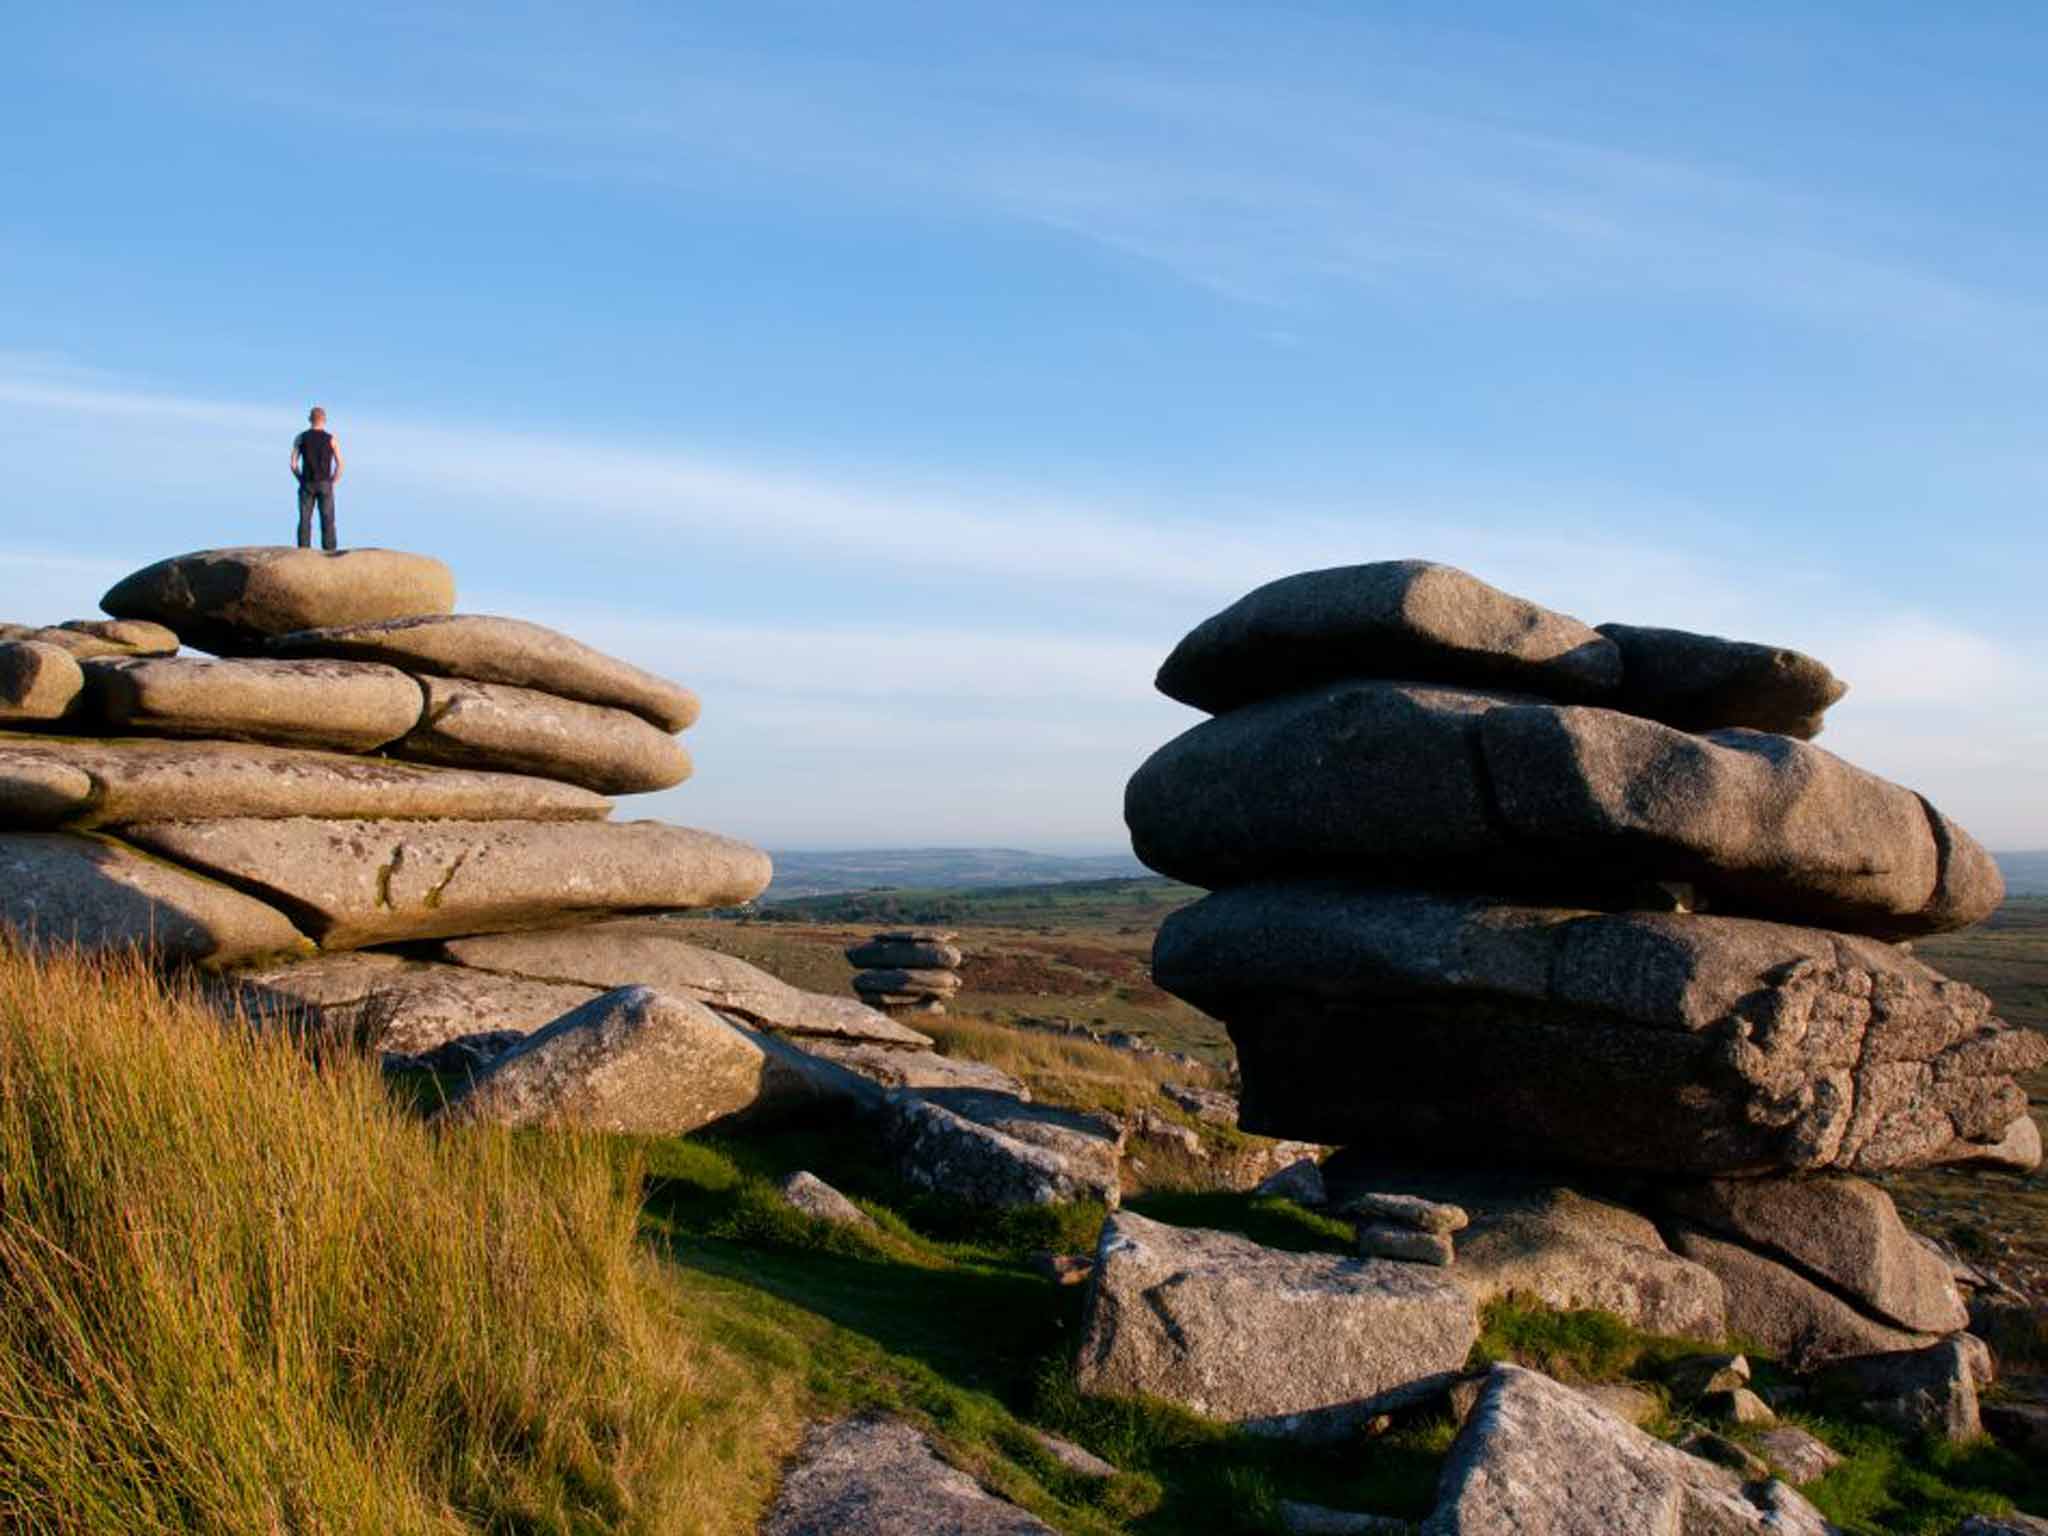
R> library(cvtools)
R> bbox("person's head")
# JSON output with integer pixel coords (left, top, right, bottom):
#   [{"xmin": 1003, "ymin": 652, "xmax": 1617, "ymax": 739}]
[{"xmin": 308, "ymin": 406, "xmax": 327, "ymax": 427}]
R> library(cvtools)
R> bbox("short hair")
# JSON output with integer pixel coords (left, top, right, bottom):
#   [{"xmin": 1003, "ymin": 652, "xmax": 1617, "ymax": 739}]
[{"xmin": 308, "ymin": 406, "xmax": 327, "ymax": 424}]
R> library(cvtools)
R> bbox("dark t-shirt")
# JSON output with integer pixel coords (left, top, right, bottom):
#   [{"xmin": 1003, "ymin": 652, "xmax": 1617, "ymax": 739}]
[{"xmin": 295, "ymin": 428, "xmax": 336, "ymax": 482}]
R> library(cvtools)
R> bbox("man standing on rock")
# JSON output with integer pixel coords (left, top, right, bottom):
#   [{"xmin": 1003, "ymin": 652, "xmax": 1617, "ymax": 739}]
[{"xmin": 290, "ymin": 406, "xmax": 345, "ymax": 551}]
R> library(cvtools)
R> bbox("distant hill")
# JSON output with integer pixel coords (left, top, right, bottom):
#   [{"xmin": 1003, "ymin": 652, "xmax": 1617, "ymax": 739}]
[
  {"xmin": 761, "ymin": 847, "xmax": 1148, "ymax": 902},
  {"xmin": 755, "ymin": 875, "xmax": 1199, "ymax": 927},
  {"xmin": 1999, "ymin": 851, "xmax": 2048, "ymax": 896}
]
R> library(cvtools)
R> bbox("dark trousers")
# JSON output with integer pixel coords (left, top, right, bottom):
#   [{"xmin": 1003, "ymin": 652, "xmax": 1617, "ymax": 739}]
[{"xmin": 296, "ymin": 479, "xmax": 337, "ymax": 551}]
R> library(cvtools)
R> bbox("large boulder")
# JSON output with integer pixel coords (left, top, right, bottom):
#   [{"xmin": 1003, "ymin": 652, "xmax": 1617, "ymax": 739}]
[
  {"xmin": 444, "ymin": 986, "xmax": 833, "ymax": 1133},
  {"xmin": 1668, "ymin": 1227, "xmax": 1938, "ymax": 1369},
  {"xmin": 391, "ymin": 675, "xmax": 691, "ymax": 795},
  {"xmin": 1659, "ymin": 1175, "xmax": 1968, "ymax": 1334},
  {"xmin": 1423, "ymin": 1364, "xmax": 1831, "ymax": 1536},
  {"xmin": 1597, "ymin": 623, "xmax": 1847, "ymax": 740},
  {"xmin": 1126, "ymin": 681, "xmax": 2000, "ymax": 938},
  {"xmin": 1324, "ymin": 1158, "xmax": 1726, "ymax": 1339},
  {"xmin": 268, "ymin": 613, "xmax": 699, "ymax": 731},
  {"xmin": 1075, "ymin": 1211, "xmax": 1478, "ymax": 1439},
  {"xmin": 1155, "ymin": 883, "xmax": 2046, "ymax": 1175},
  {"xmin": 0, "ymin": 735, "xmax": 608, "ymax": 829},
  {"xmin": 0, "ymin": 641, "xmax": 84, "ymax": 724},
  {"xmin": 1155, "ymin": 561, "xmax": 1620, "ymax": 714},
  {"xmin": 438, "ymin": 919, "xmax": 931, "ymax": 1045},
  {"xmin": 50, "ymin": 618, "xmax": 180, "ymax": 657},
  {"xmin": 800, "ymin": 1040, "xmax": 1026, "ymax": 1096},
  {"xmin": 0, "ymin": 831, "xmax": 308, "ymax": 967},
  {"xmin": 82, "ymin": 656, "xmax": 423, "ymax": 752},
  {"xmin": 102, "ymin": 547, "xmax": 455, "ymax": 655},
  {"xmin": 762, "ymin": 1416, "xmax": 1054, "ymax": 1536},
  {"xmin": 121, "ymin": 818, "xmax": 772, "ymax": 948},
  {"xmin": 228, "ymin": 951, "xmax": 602, "ymax": 1064}
]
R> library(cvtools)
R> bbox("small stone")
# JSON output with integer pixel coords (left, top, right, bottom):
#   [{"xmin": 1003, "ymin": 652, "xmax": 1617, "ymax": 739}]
[
  {"xmin": 1357, "ymin": 1223, "xmax": 1455, "ymax": 1267},
  {"xmin": 1341, "ymin": 1191, "xmax": 1470, "ymax": 1234},
  {"xmin": 1134, "ymin": 1109, "xmax": 1204, "ymax": 1158},
  {"xmin": 1666, "ymin": 1353, "xmax": 1752, "ymax": 1399},
  {"xmin": 1163, "ymin": 1083, "xmax": 1239, "ymax": 1124},
  {"xmin": 1674, "ymin": 1427, "xmax": 1772, "ymax": 1481},
  {"xmin": 1700, "ymin": 1386, "xmax": 1776, "ymax": 1426},
  {"xmin": 1753, "ymin": 1425, "xmax": 1844, "ymax": 1485},
  {"xmin": 1959, "ymin": 1515, "xmax": 2048, "ymax": 1536},
  {"xmin": 776, "ymin": 1171, "xmax": 871, "ymax": 1229},
  {"xmin": 1029, "ymin": 1429, "xmax": 1116, "ymax": 1481},
  {"xmin": 1255, "ymin": 1158, "xmax": 1328, "ymax": 1206}
]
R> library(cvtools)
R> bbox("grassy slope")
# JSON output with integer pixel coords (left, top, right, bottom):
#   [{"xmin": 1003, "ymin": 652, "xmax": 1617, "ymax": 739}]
[{"xmin": 8, "ymin": 890, "xmax": 2047, "ymax": 1534}]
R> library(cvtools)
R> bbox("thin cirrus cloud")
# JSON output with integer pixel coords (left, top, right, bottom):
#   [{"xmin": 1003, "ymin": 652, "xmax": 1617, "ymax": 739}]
[{"xmin": 1, "ymin": 360, "xmax": 2040, "ymax": 849}]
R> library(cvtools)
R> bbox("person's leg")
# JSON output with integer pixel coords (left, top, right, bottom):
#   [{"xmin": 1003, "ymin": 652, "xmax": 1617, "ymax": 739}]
[
  {"xmin": 317, "ymin": 483, "xmax": 338, "ymax": 551},
  {"xmin": 296, "ymin": 481, "xmax": 316, "ymax": 548}
]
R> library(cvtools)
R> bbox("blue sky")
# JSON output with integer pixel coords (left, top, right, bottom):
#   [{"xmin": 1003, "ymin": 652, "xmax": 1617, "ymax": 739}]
[{"xmin": 3, "ymin": 3, "xmax": 2043, "ymax": 851}]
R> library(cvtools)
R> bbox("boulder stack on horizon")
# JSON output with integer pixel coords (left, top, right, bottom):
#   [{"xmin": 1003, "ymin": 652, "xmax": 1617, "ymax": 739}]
[
  {"xmin": 847, "ymin": 928, "xmax": 964, "ymax": 1015},
  {"xmin": 1114, "ymin": 558, "xmax": 2045, "ymax": 1428}
]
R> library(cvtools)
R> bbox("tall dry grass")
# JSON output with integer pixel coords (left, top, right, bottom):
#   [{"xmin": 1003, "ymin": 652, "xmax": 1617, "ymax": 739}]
[
  {"xmin": 0, "ymin": 942, "xmax": 791, "ymax": 1534},
  {"xmin": 918, "ymin": 1012, "xmax": 1227, "ymax": 1115}
]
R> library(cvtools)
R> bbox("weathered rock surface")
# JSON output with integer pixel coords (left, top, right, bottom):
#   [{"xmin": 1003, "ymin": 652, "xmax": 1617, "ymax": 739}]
[
  {"xmin": 1959, "ymin": 1517, "xmax": 2048, "ymax": 1536},
  {"xmin": 1341, "ymin": 1192, "xmax": 1471, "ymax": 1234},
  {"xmin": 269, "ymin": 613, "xmax": 699, "ymax": 731},
  {"xmin": 83, "ymin": 655, "xmax": 423, "ymax": 752},
  {"xmin": 0, "ymin": 754, "xmax": 93, "ymax": 825},
  {"xmin": 1669, "ymin": 1226, "xmax": 1937, "ymax": 1368},
  {"xmin": 393, "ymin": 675, "xmax": 691, "ymax": 795},
  {"xmin": 881, "ymin": 1092, "xmax": 1119, "ymax": 1207},
  {"xmin": 1359, "ymin": 1225, "xmax": 1455, "ymax": 1266},
  {"xmin": 1256, "ymin": 1158, "xmax": 1328, "ymax": 1205},
  {"xmin": 0, "ymin": 831, "xmax": 308, "ymax": 966},
  {"xmin": 1660, "ymin": 1175, "xmax": 1968, "ymax": 1333},
  {"xmin": 445, "ymin": 986, "xmax": 827, "ymax": 1133},
  {"xmin": 228, "ymin": 952, "xmax": 602, "ymax": 1062},
  {"xmin": 1278, "ymin": 1503, "xmax": 1415, "ymax": 1535},
  {"xmin": 1597, "ymin": 623, "xmax": 1848, "ymax": 740},
  {"xmin": 1753, "ymin": 1426, "xmax": 1843, "ymax": 1485},
  {"xmin": 124, "ymin": 817, "xmax": 772, "ymax": 949},
  {"xmin": 777, "ymin": 1171, "xmax": 871, "ymax": 1228},
  {"xmin": 1158, "ymin": 884, "xmax": 2046, "ymax": 1174},
  {"xmin": 1155, "ymin": 561, "xmax": 1621, "ymax": 714},
  {"xmin": 438, "ymin": 919, "xmax": 930, "ymax": 1045},
  {"xmin": 761, "ymin": 1416, "xmax": 1054, "ymax": 1536},
  {"xmin": 846, "ymin": 938, "xmax": 965, "ymax": 970},
  {"xmin": 853, "ymin": 967, "xmax": 964, "ymax": 997},
  {"xmin": 1030, "ymin": 1429, "xmax": 1117, "ymax": 1482},
  {"xmin": 103, "ymin": 547, "xmax": 455, "ymax": 655},
  {"xmin": 54, "ymin": 618, "xmax": 181, "ymax": 657},
  {"xmin": 1127, "ymin": 682, "xmax": 2000, "ymax": 937},
  {"xmin": 0, "ymin": 735, "xmax": 609, "ymax": 827},
  {"xmin": 1075, "ymin": 1211, "xmax": 1478, "ymax": 1439},
  {"xmin": 799, "ymin": 1039, "xmax": 1025, "ymax": 1096},
  {"xmin": 0, "ymin": 641, "xmax": 84, "ymax": 723},
  {"xmin": 1422, "ymin": 1365, "xmax": 1832, "ymax": 1536},
  {"xmin": 1326, "ymin": 1159, "xmax": 1726, "ymax": 1338},
  {"xmin": 1814, "ymin": 1336, "xmax": 1986, "ymax": 1441}
]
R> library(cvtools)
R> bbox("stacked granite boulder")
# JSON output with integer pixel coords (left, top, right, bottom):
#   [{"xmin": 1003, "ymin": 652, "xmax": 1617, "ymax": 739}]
[
  {"xmin": 847, "ymin": 928, "xmax": 964, "ymax": 1015},
  {"xmin": 1109, "ymin": 559, "xmax": 2045, "ymax": 1436},
  {"xmin": 1, "ymin": 546, "xmax": 1123, "ymax": 1204}
]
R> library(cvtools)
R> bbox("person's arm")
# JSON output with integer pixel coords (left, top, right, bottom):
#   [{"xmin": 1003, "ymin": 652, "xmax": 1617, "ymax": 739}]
[
  {"xmin": 330, "ymin": 438, "xmax": 344, "ymax": 482},
  {"xmin": 290, "ymin": 433, "xmax": 303, "ymax": 478}
]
